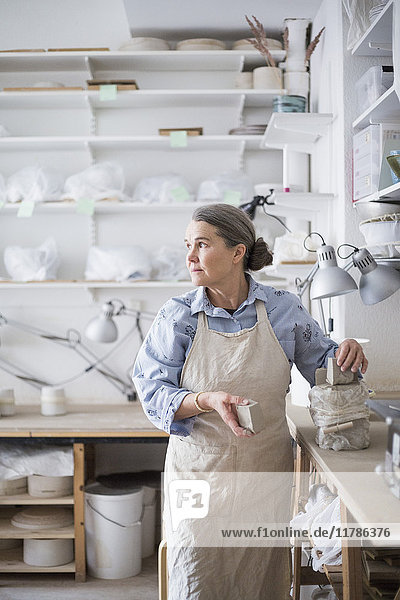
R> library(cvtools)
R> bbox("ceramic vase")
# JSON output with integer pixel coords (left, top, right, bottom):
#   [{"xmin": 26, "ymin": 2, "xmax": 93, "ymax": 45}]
[
  {"xmin": 252, "ymin": 66, "xmax": 282, "ymax": 89},
  {"xmin": 283, "ymin": 18, "xmax": 310, "ymax": 73}
]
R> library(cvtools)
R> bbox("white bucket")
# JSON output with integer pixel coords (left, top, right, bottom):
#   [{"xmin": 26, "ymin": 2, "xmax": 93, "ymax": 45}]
[
  {"xmin": 84, "ymin": 483, "xmax": 143, "ymax": 579},
  {"xmin": 142, "ymin": 500, "xmax": 156, "ymax": 558}
]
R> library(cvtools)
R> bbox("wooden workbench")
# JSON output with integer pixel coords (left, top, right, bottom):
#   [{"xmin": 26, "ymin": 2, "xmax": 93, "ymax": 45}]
[
  {"xmin": 0, "ymin": 403, "xmax": 168, "ymax": 581},
  {"xmin": 287, "ymin": 402, "xmax": 400, "ymax": 600}
]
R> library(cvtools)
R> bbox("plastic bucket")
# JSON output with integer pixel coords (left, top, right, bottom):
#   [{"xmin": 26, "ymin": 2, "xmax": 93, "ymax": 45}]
[
  {"xmin": 96, "ymin": 471, "xmax": 161, "ymax": 557},
  {"xmin": 84, "ymin": 483, "xmax": 143, "ymax": 579}
]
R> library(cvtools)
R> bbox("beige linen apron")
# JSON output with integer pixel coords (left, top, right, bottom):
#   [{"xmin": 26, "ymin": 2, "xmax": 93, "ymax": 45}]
[{"xmin": 164, "ymin": 300, "xmax": 293, "ymax": 599}]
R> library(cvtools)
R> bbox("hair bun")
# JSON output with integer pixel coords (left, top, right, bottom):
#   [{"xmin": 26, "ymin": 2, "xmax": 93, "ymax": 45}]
[{"xmin": 247, "ymin": 237, "xmax": 273, "ymax": 271}]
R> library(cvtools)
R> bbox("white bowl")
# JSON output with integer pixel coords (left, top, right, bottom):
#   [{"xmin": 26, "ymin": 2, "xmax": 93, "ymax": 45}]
[
  {"xmin": 24, "ymin": 538, "xmax": 74, "ymax": 567},
  {"xmin": 233, "ymin": 38, "xmax": 283, "ymax": 51},
  {"xmin": 119, "ymin": 37, "xmax": 170, "ymax": 51},
  {"xmin": 176, "ymin": 38, "xmax": 226, "ymax": 51},
  {"xmin": 28, "ymin": 474, "xmax": 73, "ymax": 498}
]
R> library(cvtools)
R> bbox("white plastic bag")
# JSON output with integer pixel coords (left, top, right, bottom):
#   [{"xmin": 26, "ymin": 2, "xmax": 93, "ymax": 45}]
[
  {"xmin": 85, "ymin": 246, "xmax": 151, "ymax": 281},
  {"xmin": 342, "ymin": 0, "xmax": 374, "ymax": 51},
  {"xmin": 63, "ymin": 162, "xmax": 127, "ymax": 202},
  {"xmin": 290, "ymin": 484, "xmax": 337, "ymax": 532},
  {"xmin": 6, "ymin": 166, "xmax": 64, "ymax": 203},
  {"xmin": 273, "ymin": 231, "xmax": 314, "ymax": 264},
  {"xmin": 311, "ymin": 496, "xmax": 342, "ymax": 571},
  {"xmin": 151, "ymin": 246, "xmax": 190, "ymax": 281},
  {"xmin": 197, "ymin": 170, "xmax": 253, "ymax": 204},
  {"xmin": 3, "ymin": 237, "xmax": 60, "ymax": 281},
  {"xmin": 132, "ymin": 174, "xmax": 194, "ymax": 204}
]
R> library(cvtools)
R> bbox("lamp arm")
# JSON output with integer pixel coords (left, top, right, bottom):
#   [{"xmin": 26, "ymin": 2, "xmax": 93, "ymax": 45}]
[
  {"xmin": 0, "ymin": 312, "xmax": 136, "ymax": 400},
  {"xmin": 0, "ymin": 357, "xmax": 51, "ymax": 389},
  {"xmin": 296, "ymin": 262, "xmax": 319, "ymax": 300}
]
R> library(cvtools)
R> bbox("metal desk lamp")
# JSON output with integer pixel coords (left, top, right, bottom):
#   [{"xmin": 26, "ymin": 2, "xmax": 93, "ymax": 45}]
[{"xmin": 296, "ymin": 233, "xmax": 400, "ymax": 335}]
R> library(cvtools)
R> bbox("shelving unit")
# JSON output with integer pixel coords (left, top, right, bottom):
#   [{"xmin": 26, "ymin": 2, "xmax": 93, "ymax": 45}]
[
  {"xmin": 0, "ymin": 446, "xmax": 79, "ymax": 577},
  {"xmin": 351, "ymin": 0, "xmax": 393, "ymax": 57},
  {"xmin": 351, "ymin": 0, "xmax": 400, "ymax": 214}
]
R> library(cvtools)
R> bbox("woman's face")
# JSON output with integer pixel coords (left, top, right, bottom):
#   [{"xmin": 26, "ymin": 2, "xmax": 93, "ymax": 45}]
[{"xmin": 184, "ymin": 220, "xmax": 244, "ymax": 288}]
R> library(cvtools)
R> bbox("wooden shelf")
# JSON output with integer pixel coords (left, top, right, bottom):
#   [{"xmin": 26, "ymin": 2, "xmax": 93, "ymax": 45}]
[
  {"xmin": 0, "ymin": 494, "xmax": 74, "ymax": 505},
  {"xmin": 262, "ymin": 113, "xmax": 333, "ymax": 153},
  {"xmin": 0, "ymin": 89, "xmax": 285, "ymax": 110},
  {"xmin": 0, "ymin": 519, "xmax": 74, "ymax": 539},
  {"xmin": 0, "ymin": 134, "xmax": 266, "ymax": 152},
  {"xmin": 0, "ymin": 49, "xmax": 285, "ymax": 73},
  {"xmin": 352, "ymin": 0, "xmax": 393, "ymax": 56},
  {"xmin": 0, "ymin": 547, "xmax": 75, "ymax": 573},
  {"xmin": 352, "ymin": 87, "xmax": 400, "ymax": 129}
]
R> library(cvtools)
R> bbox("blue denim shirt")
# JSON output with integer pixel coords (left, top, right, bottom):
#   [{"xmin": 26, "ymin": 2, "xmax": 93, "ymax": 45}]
[{"xmin": 132, "ymin": 276, "xmax": 338, "ymax": 436}]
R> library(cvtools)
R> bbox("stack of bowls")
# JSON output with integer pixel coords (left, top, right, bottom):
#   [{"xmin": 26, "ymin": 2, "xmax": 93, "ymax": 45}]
[
  {"xmin": 176, "ymin": 38, "xmax": 226, "ymax": 51},
  {"xmin": 119, "ymin": 37, "xmax": 170, "ymax": 51},
  {"xmin": 233, "ymin": 38, "xmax": 282, "ymax": 51}
]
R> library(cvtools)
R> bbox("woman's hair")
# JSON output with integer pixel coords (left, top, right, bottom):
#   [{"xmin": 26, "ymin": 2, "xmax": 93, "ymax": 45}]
[{"xmin": 192, "ymin": 203, "xmax": 273, "ymax": 271}]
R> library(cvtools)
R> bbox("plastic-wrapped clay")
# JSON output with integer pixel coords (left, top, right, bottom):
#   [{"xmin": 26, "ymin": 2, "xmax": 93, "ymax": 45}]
[
  {"xmin": 197, "ymin": 170, "xmax": 253, "ymax": 204},
  {"xmin": 315, "ymin": 417, "xmax": 370, "ymax": 451},
  {"xmin": 151, "ymin": 246, "xmax": 190, "ymax": 281},
  {"xmin": 6, "ymin": 166, "xmax": 64, "ymax": 203},
  {"xmin": 84, "ymin": 246, "xmax": 151, "ymax": 282},
  {"xmin": 132, "ymin": 174, "xmax": 194, "ymax": 204},
  {"xmin": 4, "ymin": 237, "xmax": 60, "ymax": 281},
  {"xmin": 309, "ymin": 380, "xmax": 370, "ymax": 451},
  {"xmin": 63, "ymin": 162, "xmax": 128, "ymax": 202}
]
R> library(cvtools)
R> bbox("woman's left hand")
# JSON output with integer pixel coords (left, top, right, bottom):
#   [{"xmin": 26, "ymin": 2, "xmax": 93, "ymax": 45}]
[{"xmin": 335, "ymin": 338, "xmax": 368, "ymax": 374}]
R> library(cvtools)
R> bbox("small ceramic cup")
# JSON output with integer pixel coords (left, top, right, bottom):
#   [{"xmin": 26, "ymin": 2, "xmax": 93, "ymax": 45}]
[
  {"xmin": 40, "ymin": 387, "xmax": 66, "ymax": 416},
  {"xmin": 0, "ymin": 388, "xmax": 16, "ymax": 416}
]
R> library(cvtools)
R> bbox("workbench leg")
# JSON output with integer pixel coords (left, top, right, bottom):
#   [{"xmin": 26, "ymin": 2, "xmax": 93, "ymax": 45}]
[
  {"xmin": 293, "ymin": 443, "xmax": 311, "ymax": 600},
  {"xmin": 74, "ymin": 443, "xmax": 86, "ymax": 582},
  {"xmin": 340, "ymin": 501, "xmax": 362, "ymax": 600}
]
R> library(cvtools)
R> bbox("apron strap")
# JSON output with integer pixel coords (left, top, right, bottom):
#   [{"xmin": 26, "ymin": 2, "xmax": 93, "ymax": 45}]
[
  {"xmin": 255, "ymin": 299, "xmax": 268, "ymax": 323},
  {"xmin": 198, "ymin": 310, "xmax": 209, "ymax": 330}
]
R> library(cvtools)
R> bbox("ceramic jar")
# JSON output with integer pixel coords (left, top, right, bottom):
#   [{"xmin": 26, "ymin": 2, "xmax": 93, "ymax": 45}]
[
  {"xmin": 252, "ymin": 66, "xmax": 282, "ymax": 89},
  {"xmin": 40, "ymin": 386, "xmax": 66, "ymax": 416},
  {"xmin": 0, "ymin": 388, "xmax": 16, "ymax": 416}
]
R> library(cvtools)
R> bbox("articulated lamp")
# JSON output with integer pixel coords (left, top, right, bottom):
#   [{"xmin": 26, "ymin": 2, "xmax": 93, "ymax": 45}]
[
  {"xmin": 85, "ymin": 299, "xmax": 155, "ymax": 343},
  {"xmin": 296, "ymin": 233, "xmax": 400, "ymax": 334}
]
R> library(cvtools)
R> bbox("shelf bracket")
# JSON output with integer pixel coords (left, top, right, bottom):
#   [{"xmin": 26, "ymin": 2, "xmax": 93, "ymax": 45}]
[
  {"xmin": 84, "ymin": 56, "xmax": 95, "ymax": 80},
  {"xmin": 237, "ymin": 93, "xmax": 245, "ymax": 127},
  {"xmin": 84, "ymin": 140, "xmax": 95, "ymax": 165},
  {"xmin": 238, "ymin": 139, "xmax": 245, "ymax": 171},
  {"xmin": 84, "ymin": 94, "xmax": 97, "ymax": 137}
]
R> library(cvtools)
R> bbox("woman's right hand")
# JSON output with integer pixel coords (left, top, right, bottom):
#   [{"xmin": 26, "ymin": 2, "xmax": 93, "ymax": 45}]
[{"xmin": 198, "ymin": 391, "xmax": 254, "ymax": 438}]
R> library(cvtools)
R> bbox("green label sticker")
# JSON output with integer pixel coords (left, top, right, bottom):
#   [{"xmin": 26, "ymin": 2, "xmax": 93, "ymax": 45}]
[
  {"xmin": 99, "ymin": 84, "xmax": 117, "ymax": 101},
  {"xmin": 170, "ymin": 186, "xmax": 190, "ymax": 203},
  {"xmin": 76, "ymin": 198, "xmax": 95, "ymax": 216},
  {"xmin": 0, "ymin": 200, "xmax": 5, "ymax": 211},
  {"xmin": 17, "ymin": 200, "xmax": 35, "ymax": 218},
  {"xmin": 169, "ymin": 130, "xmax": 188, "ymax": 148},
  {"xmin": 223, "ymin": 190, "xmax": 242, "ymax": 205}
]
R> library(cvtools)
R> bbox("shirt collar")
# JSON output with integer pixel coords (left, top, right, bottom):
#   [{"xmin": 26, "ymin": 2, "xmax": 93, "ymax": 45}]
[{"xmin": 190, "ymin": 274, "xmax": 268, "ymax": 316}]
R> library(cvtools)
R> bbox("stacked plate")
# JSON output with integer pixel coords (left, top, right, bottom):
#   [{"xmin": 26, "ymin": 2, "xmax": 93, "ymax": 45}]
[
  {"xmin": 369, "ymin": 1, "xmax": 389, "ymax": 23},
  {"xmin": 119, "ymin": 37, "xmax": 170, "ymax": 51},
  {"xmin": 233, "ymin": 38, "xmax": 283, "ymax": 51},
  {"xmin": 229, "ymin": 124, "xmax": 267, "ymax": 136},
  {"xmin": 176, "ymin": 38, "xmax": 226, "ymax": 51}
]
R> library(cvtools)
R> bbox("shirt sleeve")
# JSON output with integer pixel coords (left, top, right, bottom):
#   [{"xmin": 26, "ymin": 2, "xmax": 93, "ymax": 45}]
[
  {"xmin": 132, "ymin": 298, "xmax": 196, "ymax": 436},
  {"xmin": 286, "ymin": 294, "xmax": 338, "ymax": 385}
]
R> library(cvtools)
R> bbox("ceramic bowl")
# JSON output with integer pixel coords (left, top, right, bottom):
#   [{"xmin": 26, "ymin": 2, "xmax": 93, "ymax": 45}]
[{"xmin": 386, "ymin": 154, "xmax": 400, "ymax": 179}]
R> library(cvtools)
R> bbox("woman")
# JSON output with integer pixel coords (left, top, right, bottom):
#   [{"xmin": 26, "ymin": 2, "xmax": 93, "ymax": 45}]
[{"xmin": 132, "ymin": 204, "xmax": 367, "ymax": 599}]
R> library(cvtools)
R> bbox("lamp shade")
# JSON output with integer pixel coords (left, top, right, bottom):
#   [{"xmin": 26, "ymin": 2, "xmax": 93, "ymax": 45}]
[
  {"xmin": 353, "ymin": 248, "xmax": 400, "ymax": 305},
  {"xmin": 85, "ymin": 302, "xmax": 118, "ymax": 342},
  {"xmin": 310, "ymin": 243, "xmax": 357, "ymax": 300}
]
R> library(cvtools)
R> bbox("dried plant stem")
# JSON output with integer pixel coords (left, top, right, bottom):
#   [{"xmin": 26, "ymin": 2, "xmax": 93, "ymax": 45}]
[
  {"xmin": 305, "ymin": 27, "xmax": 325, "ymax": 62},
  {"xmin": 245, "ymin": 14, "xmax": 283, "ymax": 89}
]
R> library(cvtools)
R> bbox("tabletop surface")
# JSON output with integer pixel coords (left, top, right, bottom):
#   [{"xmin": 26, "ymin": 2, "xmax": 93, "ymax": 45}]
[
  {"xmin": 0, "ymin": 403, "xmax": 168, "ymax": 438},
  {"xmin": 286, "ymin": 402, "xmax": 400, "ymax": 530}
]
